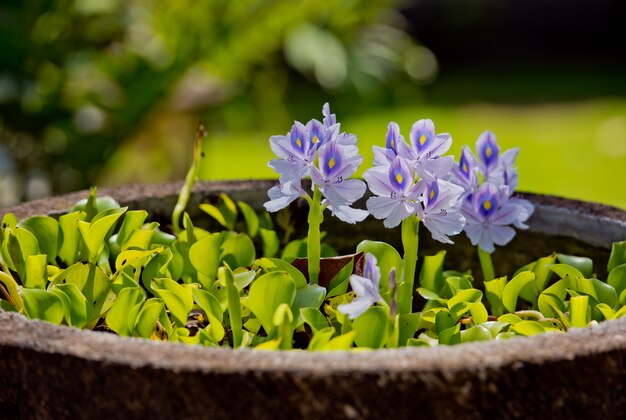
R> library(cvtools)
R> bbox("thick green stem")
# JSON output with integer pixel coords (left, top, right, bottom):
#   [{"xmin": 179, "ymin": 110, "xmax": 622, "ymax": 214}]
[
  {"xmin": 400, "ymin": 216, "xmax": 420, "ymax": 313},
  {"xmin": 478, "ymin": 246, "xmax": 495, "ymax": 282},
  {"xmin": 307, "ymin": 186, "xmax": 323, "ymax": 285}
]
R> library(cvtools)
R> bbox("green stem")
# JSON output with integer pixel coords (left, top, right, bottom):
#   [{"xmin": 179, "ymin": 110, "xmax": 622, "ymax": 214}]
[
  {"xmin": 477, "ymin": 246, "xmax": 495, "ymax": 282},
  {"xmin": 400, "ymin": 216, "xmax": 420, "ymax": 314},
  {"xmin": 307, "ymin": 186, "xmax": 323, "ymax": 285}
]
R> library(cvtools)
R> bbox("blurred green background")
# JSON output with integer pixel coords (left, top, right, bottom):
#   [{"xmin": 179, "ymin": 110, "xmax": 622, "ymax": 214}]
[{"xmin": 1, "ymin": 0, "xmax": 625, "ymax": 209}]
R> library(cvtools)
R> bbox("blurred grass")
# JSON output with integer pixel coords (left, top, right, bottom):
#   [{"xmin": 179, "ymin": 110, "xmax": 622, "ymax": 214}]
[{"xmin": 199, "ymin": 98, "xmax": 626, "ymax": 210}]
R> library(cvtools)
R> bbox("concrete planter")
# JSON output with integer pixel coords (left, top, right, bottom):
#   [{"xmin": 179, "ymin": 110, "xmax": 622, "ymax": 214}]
[{"xmin": 1, "ymin": 180, "xmax": 626, "ymax": 419}]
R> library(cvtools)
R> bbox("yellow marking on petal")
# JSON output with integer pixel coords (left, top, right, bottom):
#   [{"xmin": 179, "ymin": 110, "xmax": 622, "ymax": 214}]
[
  {"xmin": 296, "ymin": 137, "xmax": 302, "ymax": 148},
  {"xmin": 328, "ymin": 157, "xmax": 336, "ymax": 169},
  {"xmin": 462, "ymin": 162, "xmax": 468, "ymax": 173},
  {"xmin": 312, "ymin": 135, "xmax": 319, "ymax": 144},
  {"xmin": 390, "ymin": 140, "xmax": 395, "ymax": 149},
  {"xmin": 486, "ymin": 146, "xmax": 492, "ymax": 158},
  {"xmin": 483, "ymin": 199, "xmax": 492, "ymax": 211},
  {"xmin": 395, "ymin": 172, "xmax": 403, "ymax": 184},
  {"xmin": 419, "ymin": 134, "xmax": 426, "ymax": 145},
  {"xmin": 429, "ymin": 189, "xmax": 435, "ymax": 200}
]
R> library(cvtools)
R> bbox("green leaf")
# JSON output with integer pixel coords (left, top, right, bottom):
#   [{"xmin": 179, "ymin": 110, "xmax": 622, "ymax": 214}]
[
  {"xmin": 256, "ymin": 258, "xmax": 307, "ymax": 289},
  {"xmin": 0, "ymin": 271, "xmax": 24, "ymax": 311},
  {"xmin": 444, "ymin": 275, "xmax": 474, "ymax": 298},
  {"xmin": 189, "ymin": 233, "xmax": 223, "ymax": 281},
  {"xmin": 57, "ymin": 211, "xmax": 87, "ymax": 266},
  {"xmin": 51, "ymin": 262, "xmax": 114, "ymax": 322},
  {"xmin": 281, "ymin": 239, "xmax": 307, "ymax": 260},
  {"xmin": 502, "ymin": 271, "xmax": 536, "ymax": 313},
  {"xmin": 596, "ymin": 303, "xmax": 615, "ymax": 321},
  {"xmin": 308, "ymin": 327, "xmax": 336, "ymax": 351},
  {"xmin": 484, "ymin": 276, "xmax": 507, "ymax": 316},
  {"xmin": 220, "ymin": 233, "xmax": 255, "ymax": 269},
  {"xmin": 519, "ymin": 254, "xmax": 556, "ymax": 303},
  {"xmin": 608, "ymin": 263, "xmax": 626, "ymax": 303},
  {"xmin": 73, "ymin": 192, "xmax": 121, "ymax": 221},
  {"xmin": 134, "ymin": 298, "xmax": 165, "ymax": 338},
  {"xmin": 416, "ymin": 287, "xmax": 446, "ymax": 302},
  {"xmin": 418, "ymin": 250, "xmax": 446, "ymax": 294},
  {"xmin": 245, "ymin": 271, "xmax": 296, "ymax": 335},
  {"xmin": 608, "ymin": 241, "xmax": 626, "ymax": 273},
  {"xmin": 120, "ymin": 223, "xmax": 158, "ymax": 252},
  {"xmin": 238, "ymin": 201, "xmax": 259, "ymax": 237},
  {"xmin": 199, "ymin": 194, "xmax": 238, "ymax": 230},
  {"xmin": 549, "ymin": 264, "xmax": 584, "ymax": 280},
  {"xmin": 192, "ymin": 288, "xmax": 223, "ymax": 323},
  {"xmin": 233, "ymin": 269, "xmax": 256, "ymax": 290},
  {"xmin": 322, "ymin": 331, "xmax": 356, "ymax": 351},
  {"xmin": 435, "ymin": 310, "xmax": 455, "ymax": 334},
  {"xmin": 141, "ymin": 248, "xmax": 173, "ymax": 294},
  {"xmin": 448, "ymin": 288, "xmax": 483, "ymax": 310},
  {"xmin": 482, "ymin": 321, "xmax": 509, "ymax": 338},
  {"xmin": 470, "ymin": 301, "xmax": 489, "ymax": 325},
  {"xmin": 352, "ymin": 306, "xmax": 388, "ymax": 349},
  {"xmin": 300, "ymin": 308, "xmax": 330, "ymax": 333},
  {"xmin": 78, "ymin": 208, "xmax": 126, "ymax": 264},
  {"xmin": 570, "ymin": 295, "xmax": 590, "ymax": 328},
  {"xmin": 259, "ymin": 228, "xmax": 280, "ymax": 258},
  {"xmin": 50, "ymin": 283, "xmax": 91, "ymax": 328},
  {"xmin": 151, "ymin": 278, "xmax": 194, "ymax": 327},
  {"xmin": 223, "ymin": 266, "xmax": 242, "ymax": 347},
  {"xmin": 115, "ymin": 210, "xmax": 148, "ymax": 247},
  {"xmin": 24, "ymin": 254, "xmax": 48, "ymax": 289},
  {"xmin": 292, "ymin": 284, "xmax": 326, "ymax": 328},
  {"xmin": 439, "ymin": 324, "xmax": 461, "ymax": 345},
  {"xmin": 510, "ymin": 320, "xmax": 545, "ymax": 336},
  {"xmin": 498, "ymin": 313, "xmax": 523, "ymax": 324},
  {"xmin": 556, "ymin": 253, "xmax": 593, "ymax": 278},
  {"xmin": 538, "ymin": 292, "xmax": 567, "ymax": 319},
  {"xmin": 273, "ymin": 303, "xmax": 294, "ymax": 350},
  {"xmin": 20, "ymin": 216, "xmax": 59, "ymax": 264},
  {"xmin": 3, "ymin": 227, "xmax": 40, "ymax": 278},
  {"xmin": 105, "ymin": 287, "xmax": 146, "ymax": 336},
  {"xmin": 568, "ymin": 277, "xmax": 617, "ymax": 307},
  {"xmin": 398, "ymin": 312, "xmax": 420, "ymax": 346},
  {"xmin": 460, "ymin": 325, "xmax": 492, "ymax": 343},
  {"xmin": 22, "ymin": 288, "xmax": 64, "ymax": 325},
  {"xmin": 326, "ymin": 258, "xmax": 353, "ymax": 298}
]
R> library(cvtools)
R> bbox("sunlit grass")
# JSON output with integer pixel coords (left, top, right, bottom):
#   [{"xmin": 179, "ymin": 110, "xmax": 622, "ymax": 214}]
[{"xmin": 200, "ymin": 98, "xmax": 626, "ymax": 209}]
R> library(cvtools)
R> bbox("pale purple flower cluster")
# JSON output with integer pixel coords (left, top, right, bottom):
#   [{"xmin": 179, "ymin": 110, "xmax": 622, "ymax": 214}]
[
  {"xmin": 337, "ymin": 253, "xmax": 384, "ymax": 319},
  {"xmin": 363, "ymin": 120, "xmax": 465, "ymax": 243},
  {"xmin": 450, "ymin": 130, "xmax": 534, "ymax": 253},
  {"xmin": 264, "ymin": 103, "xmax": 368, "ymax": 224}
]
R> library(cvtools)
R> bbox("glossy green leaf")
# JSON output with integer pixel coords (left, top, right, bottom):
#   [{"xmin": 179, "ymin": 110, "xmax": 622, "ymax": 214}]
[
  {"xmin": 556, "ymin": 253, "xmax": 593, "ymax": 278},
  {"xmin": 224, "ymin": 266, "xmax": 242, "ymax": 347},
  {"xmin": 502, "ymin": 271, "xmax": 536, "ymax": 313},
  {"xmin": 73, "ymin": 193, "xmax": 121, "ymax": 221},
  {"xmin": 273, "ymin": 303, "xmax": 294, "ymax": 350},
  {"xmin": 281, "ymin": 239, "xmax": 307, "ymax": 260},
  {"xmin": 51, "ymin": 262, "xmax": 114, "ymax": 320},
  {"xmin": 470, "ymin": 301, "xmax": 489, "ymax": 325},
  {"xmin": 570, "ymin": 295, "xmax": 590, "ymax": 328},
  {"xmin": 115, "ymin": 248, "xmax": 162, "ymax": 272},
  {"xmin": 189, "ymin": 233, "xmax": 222, "ymax": 281},
  {"xmin": 134, "ymin": 298, "xmax": 165, "ymax": 338},
  {"xmin": 192, "ymin": 288, "xmax": 223, "ymax": 323},
  {"xmin": 57, "ymin": 211, "xmax": 87, "ymax": 266},
  {"xmin": 445, "ymin": 275, "xmax": 473, "ymax": 298},
  {"xmin": 498, "ymin": 313, "xmax": 523, "ymax": 324},
  {"xmin": 292, "ymin": 284, "xmax": 326, "ymax": 328},
  {"xmin": 141, "ymin": 248, "xmax": 173, "ymax": 294},
  {"xmin": 121, "ymin": 223, "xmax": 158, "ymax": 251},
  {"xmin": 0, "ymin": 271, "xmax": 24, "ymax": 311},
  {"xmin": 24, "ymin": 254, "xmax": 48, "ymax": 289},
  {"xmin": 115, "ymin": 210, "xmax": 148, "ymax": 247},
  {"xmin": 151, "ymin": 278, "xmax": 194, "ymax": 327},
  {"xmin": 398, "ymin": 312, "xmax": 420, "ymax": 346},
  {"xmin": 105, "ymin": 287, "xmax": 146, "ymax": 336},
  {"xmin": 418, "ymin": 250, "xmax": 446, "ymax": 294},
  {"xmin": 435, "ymin": 309, "xmax": 455, "ymax": 334},
  {"xmin": 608, "ymin": 241, "xmax": 626, "ymax": 273},
  {"xmin": 549, "ymin": 264, "xmax": 584, "ymax": 280},
  {"xmin": 352, "ymin": 306, "xmax": 388, "ymax": 349},
  {"xmin": 326, "ymin": 258, "xmax": 353, "ymax": 298},
  {"xmin": 460, "ymin": 325, "xmax": 492, "ymax": 343},
  {"xmin": 78, "ymin": 208, "xmax": 126, "ymax": 264},
  {"xmin": 3, "ymin": 227, "xmax": 40, "ymax": 278},
  {"xmin": 416, "ymin": 287, "xmax": 445, "ymax": 302},
  {"xmin": 233, "ymin": 269, "xmax": 256, "ymax": 290},
  {"xmin": 596, "ymin": 303, "xmax": 615, "ymax": 321},
  {"xmin": 199, "ymin": 194, "xmax": 237, "ymax": 230},
  {"xmin": 238, "ymin": 201, "xmax": 259, "ymax": 237},
  {"xmin": 220, "ymin": 233, "xmax": 255, "ymax": 269},
  {"xmin": 482, "ymin": 321, "xmax": 509, "ymax": 338},
  {"xmin": 448, "ymin": 288, "xmax": 483, "ymax": 310},
  {"xmin": 322, "ymin": 331, "xmax": 356, "ymax": 351},
  {"xmin": 519, "ymin": 254, "xmax": 556, "ymax": 302},
  {"xmin": 608, "ymin": 263, "xmax": 626, "ymax": 303},
  {"xmin": 51, "ymin": 283, "xmax": 91, "ymax": 328},
  {"xmin": 538, "ymin": 292, "xmax": 567, "ymax": 319},
  {"xmin": 568, "ymin": 277, "xmax": 617, "ymax": 307},
  {"xmin": 300, "ymin": 308, "xmax": 330, "ymax": 333},
  {"xmin": 256, "ymin": 258, "xmax": 307, "ymax": 288},
  {"xmin": 439, "ymin": 324, "xmax": 461, "ymax": 345},
  {"xmin": 510, "ymin": 320, "xmax": 545, "ymax": 336},
  {"xmin": 245, "ymin": 271, "xmax": 296, "ymax": 335},
  {"xmin": 22, "ymin": 288, "xmax": 64, "ymax": 325},
  {"xmin": 20, "ymin": 216, "xmax": 59, "ymax": 264},
  {"xmin": 259, "ymin": 228, "xmax": 280, "ymax": 258},
  {"xmin": 484, "ymin": 276, "xmax": 507, "ymax": 316}
]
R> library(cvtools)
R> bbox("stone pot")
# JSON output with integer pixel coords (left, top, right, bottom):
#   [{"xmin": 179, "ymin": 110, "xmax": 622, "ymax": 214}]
[{"xmin": 1, "ymin": 180, "xmax": 626, "ymax": 419}]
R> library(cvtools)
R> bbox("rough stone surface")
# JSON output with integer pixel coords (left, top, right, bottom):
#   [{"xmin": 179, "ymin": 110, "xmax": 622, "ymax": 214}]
[{"xmin": 1, "ymin": 181, "xmax": 626, "ymax": 418}]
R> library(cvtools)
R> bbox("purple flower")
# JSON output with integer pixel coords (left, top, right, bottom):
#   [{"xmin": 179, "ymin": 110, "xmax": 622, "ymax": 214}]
[
  {"xmin": 451, "ymin": 145, "xmax": 479, "ymax": 202},
  {"xmin": 337, "ymin": 253, "xmax": 384, "ymax": 319},
  {"xmin": 311, "ymin": 141, "xmax": 368, "ymax": 224},
  {"xmin": 475, "ymin": 130, "xmax": 500, "ymax": 180},
  {"xmin": 363, "ymin": 157, "xmax": 421, "ymax": 228},
  {"xmin": 402, "ymin": 119, "xmax": 454, "ymax": 180},
  {"xmin": 461, "ymin": 182, "xmax": 532, "ymax": 253},
  {"xmin": 265, "ymin": 103, "xmax": 367, "ymax": 223},
  {"xmin": 417, "ymin": 178, "xmax": 466, "ymax": 244},
  {"xmin": 372, "ymin": 122, "xmax": 406, "ymax": 167}
]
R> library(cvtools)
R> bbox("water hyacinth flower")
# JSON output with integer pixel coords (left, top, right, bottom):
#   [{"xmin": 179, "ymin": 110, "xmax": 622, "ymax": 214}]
[
  {"xmin": 337, "ymin": 253, "xmax": 384, "ymax": 319},
  {"xmin": 417, "ymin": 178, "xmax": 465, "ymax": 244},
  {"xmin": 402, "ymin": 119, "xmax": 455, "ymax": 180},
  {"xmin": 264, "ymin": 103, "xmax": 367, "ymax": 224},
  {"xmin": 451, "ymin": 130, "xmax": 534, "ymax": 254}
]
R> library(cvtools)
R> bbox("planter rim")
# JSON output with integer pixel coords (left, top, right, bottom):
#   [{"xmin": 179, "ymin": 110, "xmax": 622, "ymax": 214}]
[{"xmin": 1, "ymin": 180, "xmax": 626, "ymax": 376}]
